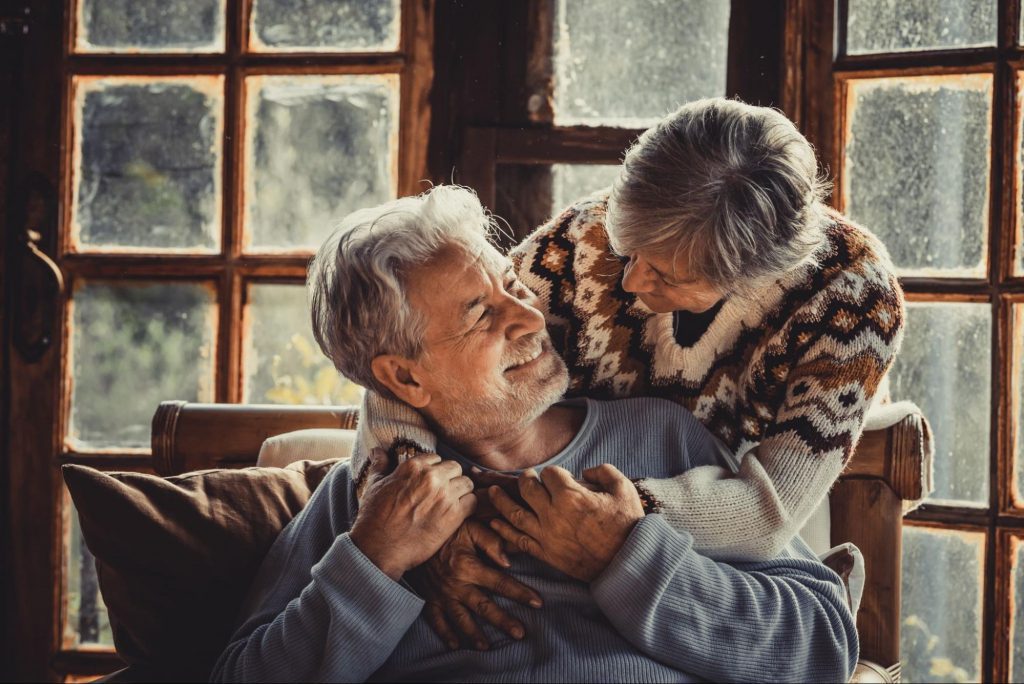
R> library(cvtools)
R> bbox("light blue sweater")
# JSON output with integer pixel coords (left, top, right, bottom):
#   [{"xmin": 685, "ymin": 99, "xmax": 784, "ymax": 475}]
[{"xmin": 211, "ymin": 398, "xmax": 858, "ymax": 682}]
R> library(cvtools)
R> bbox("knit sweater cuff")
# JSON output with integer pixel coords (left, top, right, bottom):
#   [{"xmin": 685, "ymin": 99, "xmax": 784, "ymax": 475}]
[{"xmin": 313, "ymin": 532, "xmax": 425, "ymax": 629}]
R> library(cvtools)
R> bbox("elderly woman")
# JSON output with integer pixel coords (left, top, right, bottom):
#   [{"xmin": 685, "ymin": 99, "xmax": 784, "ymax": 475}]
[{"xmin": 343, "ymin": 97, "xmax": 905, "ymax": 645}]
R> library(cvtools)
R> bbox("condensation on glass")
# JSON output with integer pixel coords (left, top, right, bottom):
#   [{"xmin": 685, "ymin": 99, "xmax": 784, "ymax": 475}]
[
  {"xmin": 67, "ymin": 281, "xmax": 217, "ymax": 450},
  {"xmin": 75, "ymin": 0, "xmax": 226, "ymax": 53},
  {"xmin": 63, "ymin": 489, "xmax": 112, "ymax": 648},
  {"xmin": 1013, "ymin": 305, "xmax": 1024, "ymax": 505},
  {"xmin": 1015, "ymin": 72, "xmax": 1024, "ymax": 276},
  {"xmin": 845, "ymin": 0, "xmax": 996, "ymax": 55},
  {"xmin": 71, "ymin": 76, "xmax": 223, "ymax": 252},
  {"xmin": 552, "ymin": 164, "xmax": 620, "ymax": 214},
  {"xmin": 243, "ymin": 283, "xmax": 364, "ymax": 405},
  {"xmin": 843, "ymin": 74, "xmax": 992, "ymax": 277},
  {"xmin": 1011, "ymin": 536, "xmax": 1024, "ymax": 681},
  {"xmin": 901, "ymin": 525, "xmax": 984, "ymax": 683},
  {"xmin": 243, "ymin": 74, "xmax": 399, "ymax": 251},
  {"xmin": 887, "ymin": 302, "xmax": 990, "ymax": 506},
  {"xmin": 249, "ymin": 0, "xmax": 400, "ymax": 52},
  {"xmin": 552, "ymin": 0, "xmax": 729, "ymax": 127}
]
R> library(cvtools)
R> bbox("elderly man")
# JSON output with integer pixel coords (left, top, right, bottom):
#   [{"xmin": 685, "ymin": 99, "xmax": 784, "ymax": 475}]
[{"xmin": 210, "ymin": 186, "xmax": 858, "ymax": 683}]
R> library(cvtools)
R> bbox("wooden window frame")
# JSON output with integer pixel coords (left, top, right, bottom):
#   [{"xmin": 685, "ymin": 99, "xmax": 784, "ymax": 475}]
[
  {"xmin": 820, "ymin": 1, "xmax": 1024, "ymax": 681},
  {"xmin": 3, "ymin": 0, "xmax": 434, "ymax": 679}
]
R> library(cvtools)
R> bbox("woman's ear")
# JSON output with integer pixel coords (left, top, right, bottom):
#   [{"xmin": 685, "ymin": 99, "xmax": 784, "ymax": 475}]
[{"xmin": 370, "ymin": 355, "xmax": 431, "ymax": 408}]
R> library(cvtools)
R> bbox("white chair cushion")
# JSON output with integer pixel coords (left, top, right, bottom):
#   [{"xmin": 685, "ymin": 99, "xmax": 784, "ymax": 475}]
[{"xmin": 257, "ymin": 429, "xmax": 357, "ymax": 468}]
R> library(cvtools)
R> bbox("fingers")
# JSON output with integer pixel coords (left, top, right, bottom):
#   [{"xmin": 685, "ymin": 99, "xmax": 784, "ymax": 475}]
[
  {"xmin": 466, "ymin": 519, "xmax": 511, "ymax": 568},
  {"xmin": 581, "ymin": 463, "xmax": 632, "ymax": 497},
  {"xmin": 363, "ymin": 448, "xmax": 391, "ymax": 488},
  {"xmin": 490, "ymin": 517, "xmax": 544, "ymax": 559},
  {"xmin": 462, "ymin": 585, "xmax": 526, "ymax": 641},
  {"xmin": 449, "ymin": 475, "xmax": 476, "ymax": 499},
  {"xmin": 468, "ymin": 466, "xmax": 519, "ymax": 490},
  {"xmin": 444, "ymin": 601, "xmax": 490, "ymax": 651},
  {"xmin": 424, "ymin": 602, "xmax": 461, "ymax": 651},
  {"xmin": 474, "ymin": 563, "xmax": 543, "ymax": 609},
  {"xmin": 490, "ymin": 486, "xmax": 540, "ymax": 536},
  {"xmin": 539, "ymin": 465, "xmax": 580, "ymax": 493},
  {"xmin": 517, "ymin": 468, "xmax": 551, "ymax": 510}
]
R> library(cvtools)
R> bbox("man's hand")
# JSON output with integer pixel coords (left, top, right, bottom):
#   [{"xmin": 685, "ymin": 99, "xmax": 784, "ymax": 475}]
[
  {"xmin": 350, "ymin": 449, "xmax": 477, "ymax": 581},
  {"xmin": 409, "ymin": 519, "xmax": 543, "ymax": 651},
  {"xmin": 488, "ymin": 464, "xmax": 644, "ymax": 583}
]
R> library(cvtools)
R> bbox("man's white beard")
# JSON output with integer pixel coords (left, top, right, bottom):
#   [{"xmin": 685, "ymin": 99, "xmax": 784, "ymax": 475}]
[{"xmin": 431, "ymin": 341, "xmax": 570, "ymax": 447}]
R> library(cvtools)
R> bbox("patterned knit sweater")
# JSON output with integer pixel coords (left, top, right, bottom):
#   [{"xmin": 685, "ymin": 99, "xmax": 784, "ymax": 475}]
[{"xmin": 353, "ymin": 192, "xmax": 905, "ymax": 561}]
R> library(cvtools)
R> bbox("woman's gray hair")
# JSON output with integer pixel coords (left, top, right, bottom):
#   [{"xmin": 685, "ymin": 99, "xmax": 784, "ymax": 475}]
[
  {"xmin": 607, "ymin": 98, "xmax": 831, "ymax": 294},
  {"xmin": 308, "ymin": 185, "xmax": 496, "ymax": 395}
]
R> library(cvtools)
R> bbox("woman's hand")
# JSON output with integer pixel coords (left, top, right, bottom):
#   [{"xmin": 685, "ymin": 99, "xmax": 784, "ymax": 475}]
[
  {"xmin": 408, "ymin": 519, "xmax": 543, "ymax": 651},
  {"xmin": 488, "ymin": 464, "xmax": 644, "ymax": 582}
]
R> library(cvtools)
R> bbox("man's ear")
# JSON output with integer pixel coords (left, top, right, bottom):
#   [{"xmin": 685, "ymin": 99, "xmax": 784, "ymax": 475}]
[{"xmin": 370, "ymin": 355, "xmax": 431, "ymax": 408}]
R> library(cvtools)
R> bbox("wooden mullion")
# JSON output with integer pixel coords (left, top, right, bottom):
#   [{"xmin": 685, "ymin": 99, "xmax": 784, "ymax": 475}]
[
  {"xmin": 832, "ymin": 60, "xmax": 997, "ymax": 83},
  {"xmin": 902, "ymin": 515, "xmax": 991, "ymax": 534},
  {"xmin": 397, "ymin": 0, "xmax": 435, "ymax": 195},
  {"xmin": 493, "ymin": 127, "xmax": 641, "ymax": 165},
  {"xmin": 994, "ymin": 528, "xmax": 1018, "ymax": 684},
  {"xmin": 225, "ymin": 270, "xmax": 244, "ymax": 404},
  {"xmin": 835, "ymin": 47, "xmax": 1006, "ymax": 73}
]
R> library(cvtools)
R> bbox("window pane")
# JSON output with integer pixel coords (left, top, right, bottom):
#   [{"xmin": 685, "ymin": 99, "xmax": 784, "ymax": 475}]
[
  {"xmin": 64, "ymin": 493, "xmax": 112, "ymax": 648},
  {"xmin": 845, "ymin": 0, "xmax": 996, "ymax": 55},
  {"xmin": 1016, "ymin": 72, "xmax": 1024, "ymax": 275},
  {"xmin": 72, "ymin": 77, "xmax": 223, "ymax": 252},
  {"xmin": 249, "ymin": 0, "xmax": 399, "ymax": 52},
  {"xmin": 243, "ymin": 75, "xmax": 398, "ymax": 251},
  {"xmin": 552, "ymin": 164, "xmax": 620, "ymax": 215},
  {"xmin": 68, "ymin": 281, "xmax": 216, "ymax": 450},
  {"xmin": 901, "ymin": 526, "xmax": 984, "ymax": 683},
  {"xmin": 1015, "ymin": 305, "xmax": 1024, "ymax": 503},
  {"xmin": 888, "ymin": 302, "xmax": 990, "ymax": 506},
  {"xmin": 244, "ymin": 284, "xmax": 364, "ymax": 405},
  {"xmin": 553, "ymin": 0, "xmax": 729, "ymax": 127},
  {"xmin": 843, "ymin": 75, "xmax": 991, "ymax": 276},
  {"xmin": 1012, "ymin": 537, "xmax": 1024, "ymax": 682},
  {"xmin": 76, "ymin": 0, "xmax": 226, "ymax": 53}
]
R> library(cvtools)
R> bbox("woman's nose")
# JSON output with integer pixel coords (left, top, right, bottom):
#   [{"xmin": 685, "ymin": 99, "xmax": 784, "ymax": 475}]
[{"xmin": 621, "ymin": 256, "xmax": 653, "ymax": 294}]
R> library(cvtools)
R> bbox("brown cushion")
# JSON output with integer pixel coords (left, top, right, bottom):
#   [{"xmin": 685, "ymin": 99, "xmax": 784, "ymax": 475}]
[{"xmin": 62, "ymin": 459, "xmax": 340, "ymax": 679}]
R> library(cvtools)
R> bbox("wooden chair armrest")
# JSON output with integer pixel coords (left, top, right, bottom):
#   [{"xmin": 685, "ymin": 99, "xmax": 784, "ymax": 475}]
[
  {"xmin": 839, "ymin": 413, "xmax": 928, "ymax": 500},
  {"xmin": 151, "ymin": 400, "xmax": 360, "ymax": 475}
]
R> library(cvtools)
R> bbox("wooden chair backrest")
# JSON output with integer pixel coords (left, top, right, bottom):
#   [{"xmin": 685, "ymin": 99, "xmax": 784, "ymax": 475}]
[{"xmin": 151, "ymin": 400, "xmax": 927, "ymax": 672}]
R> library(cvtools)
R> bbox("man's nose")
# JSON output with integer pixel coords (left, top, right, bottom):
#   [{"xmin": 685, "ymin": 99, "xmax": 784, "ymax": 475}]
[{"xmin": 505, "ymin": 297, "xmax": 546, "ymax": 339}]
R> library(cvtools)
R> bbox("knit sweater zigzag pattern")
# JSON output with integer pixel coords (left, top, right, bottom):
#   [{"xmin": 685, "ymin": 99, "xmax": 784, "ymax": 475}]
[{"xmin": 509, "ymin": 193, "xmax": 905, "ymax": 559}]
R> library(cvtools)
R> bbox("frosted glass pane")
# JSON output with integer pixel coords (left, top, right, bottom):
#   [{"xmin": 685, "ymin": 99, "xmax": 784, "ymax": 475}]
[
  {"xmin": 552, "ymin": 164, "xmax": 620, "ymax": 214},
  {"xmin": 250, "ymin": 0, "xmax": 399, "ymax": 52},
  {"xmin": 244, "ymin": 75, "xmax": 398, "ymax": 250},
  {"xmin": 76, "ymin": 0, "xmax": 225, "ymax": 53},
  {"xmin": 65, "ymin": 494, "xmax": 112, "ymax": 647},
  {"xmin": 901, "ymin": 526, "xmax": 984, "ymax": 683},
  {"xmin": 846, "ymin": 0, "xmax": 996, "ymax": 55},
  {"xmin": 1015, "ymin": 305, "xmax": 1024, "ymax": 503},
  {"xmin": 887, "ymin": 303, "xmax": 990, "ymax": 506},
  {"xmin": 68, "ymin": 282, "xmax": 216, "ymax": 449},
  {"xmin": 1016, "ymin": 73, "xmax": 1024, "ymax": 275},
  {"xmin": 553, "ymin": 0, "xmax": 729, "ymax": 127},
  {"xmin": 244, "ymin": 284, "xmax": 364, "ymax": 405},
  {"xmin": 72, "ymin": 77, "xmax": 223, "ymax": 252},
  {"xmin": 1012, "ymin": 538, "xmax": 1024, "ymax": 682},
  {"xmin": 843, "ymin": 75, "xmax": 991, "ymax": 276}
]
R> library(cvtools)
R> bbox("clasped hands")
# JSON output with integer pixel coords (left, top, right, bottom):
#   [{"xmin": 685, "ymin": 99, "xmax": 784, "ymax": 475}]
[{"xmin": 350, "ymin": 446, "xmax": 644, "ymax": 651}]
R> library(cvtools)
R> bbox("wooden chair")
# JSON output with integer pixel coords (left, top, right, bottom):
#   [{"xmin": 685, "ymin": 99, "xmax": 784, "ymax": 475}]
[{"xmin": 151, "ymin": 400, "xmax": 929, "ymax": 683}]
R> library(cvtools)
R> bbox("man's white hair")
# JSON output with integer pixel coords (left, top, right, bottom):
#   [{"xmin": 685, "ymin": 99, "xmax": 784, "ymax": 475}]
[
  {"xmin": 607, "ymin": 97, "xmax": 831, "ymax": 295},
  {"xmin": 308, "ymin": 185, "xmax": 496, "ymax": 396}
]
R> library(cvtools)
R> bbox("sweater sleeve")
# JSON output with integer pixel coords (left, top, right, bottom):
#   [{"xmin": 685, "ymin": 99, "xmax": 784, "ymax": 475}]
[
  {"xmin": 591, "ymin": 514, "xmax": 859, "ymax": 683},
  {"xmin": 633, "ymin": 274, "xmax": 905, "ymax": 561},
  {"xmin": 209, "ymin": 466, "xmax": 425, "ymax": 682}
]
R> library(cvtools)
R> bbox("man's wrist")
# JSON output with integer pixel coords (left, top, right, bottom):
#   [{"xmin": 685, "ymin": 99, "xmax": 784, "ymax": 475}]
[{"xmin": 350, "ymin": 529, "xmax": 407, "ymax": 581}]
